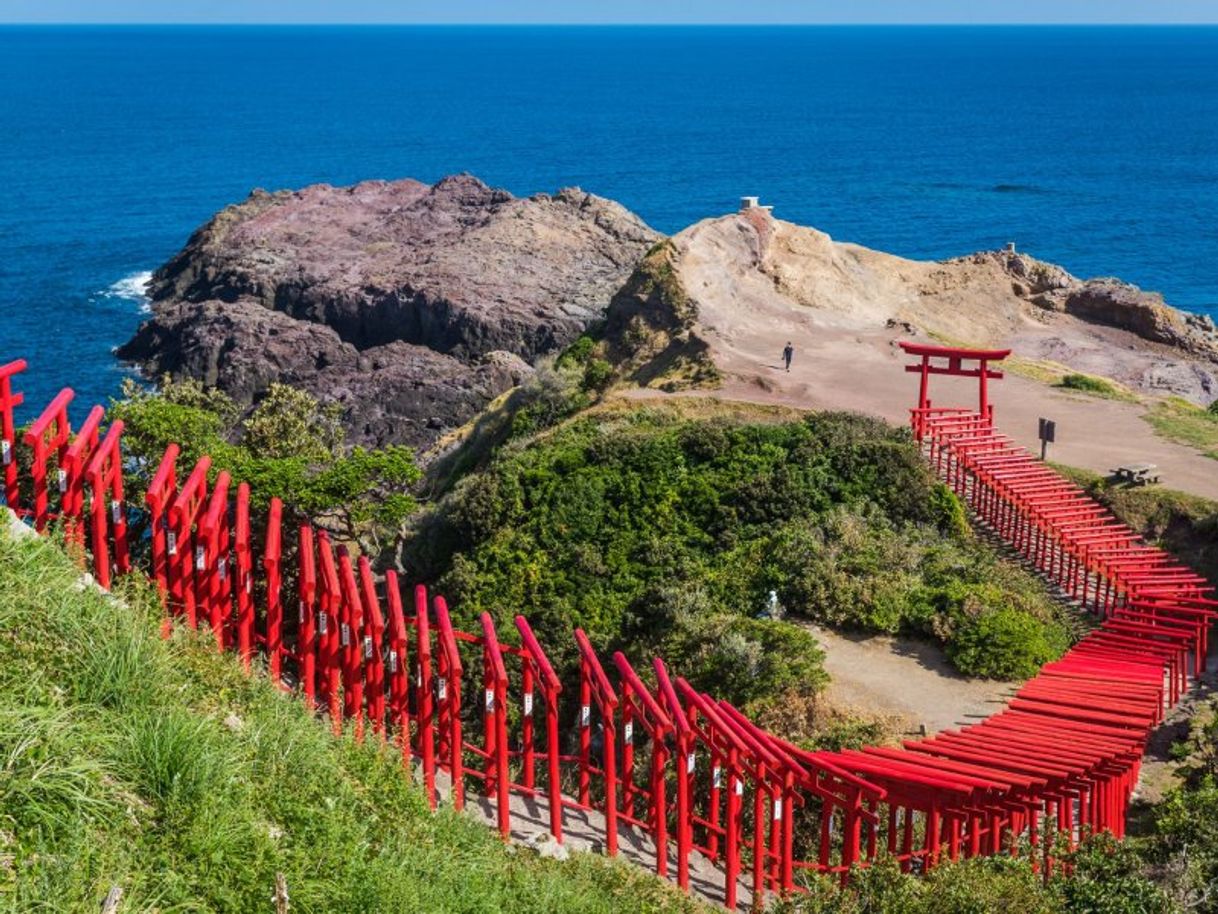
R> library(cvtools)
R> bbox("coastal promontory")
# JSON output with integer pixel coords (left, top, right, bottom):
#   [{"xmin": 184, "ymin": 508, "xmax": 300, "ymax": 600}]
[
  {"xmin": 122, "ymin": 181, "xmax": 1218, "ymax": 469},
  {"xmin": 119, "ymin": 174, "xmax": 659, "ymax": 447}
]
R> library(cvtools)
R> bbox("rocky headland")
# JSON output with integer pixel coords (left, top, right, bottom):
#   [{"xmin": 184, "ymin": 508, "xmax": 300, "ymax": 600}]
[
  {"xmin": 122, "ymin": 182, "xmax": 1218, "ymax": 455},
  {"xmin": 603, "ymin": 208, "xmax": 1218, "ymax": 403},
  {"xmin": 119, "ymin": 174, "xmax": 658, "ymax": 447}
]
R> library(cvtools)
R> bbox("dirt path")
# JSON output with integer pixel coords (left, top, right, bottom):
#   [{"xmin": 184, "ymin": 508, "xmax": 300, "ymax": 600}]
[
  {"xmin": 625, "ymin": 320, "xmax": 1218, "ymax": 500},
  {"xmin": 806, "ymin": 625, "xmax": 1017, "ymax": 736},
  {"xmin": 729, "ymin": 327, "xmax": 1218, "ymax": 500},
  {"xmin": 433, "ymin": 769, "xmax": 758, "ymax": 910}
]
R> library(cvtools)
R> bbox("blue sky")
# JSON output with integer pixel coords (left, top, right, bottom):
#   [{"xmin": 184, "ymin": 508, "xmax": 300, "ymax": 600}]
[{"xmin": 4, "ymin": 0, "xmax": 1218, "ymax": 24}]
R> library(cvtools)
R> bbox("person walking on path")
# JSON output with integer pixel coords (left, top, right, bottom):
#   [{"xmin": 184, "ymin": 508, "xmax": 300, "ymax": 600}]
[{"xmin": 782, "ymin": 341, "xmax": 794, "ymax": 372}]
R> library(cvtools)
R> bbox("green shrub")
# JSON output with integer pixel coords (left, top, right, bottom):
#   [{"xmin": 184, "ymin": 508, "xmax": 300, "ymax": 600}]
[
  {"xmin": 777, "ymin": 842, "xmax": 1173, "ymax": 914},
  {"xmin": 108, "ymin": 377, "xmax": 420, "ymax": 544},
  {"xmin": 1064, "ymin": 835, "xmax": 1171, "ymax": 914},
  {"xmin": 582, "ymin": 357, "xmax": 616, "ymax": 393},
  {"xmin": 946, "ymin": 607, "xmax": 1069, "ymax": 680},
  {"xmin": 929, "ymin": 484, "xmax": 972, "ymax": 539},
  {"xmin": 779, "ymin": 855, "xmax": 1062, "ymax": 914},
  {"xmin": 412, "ymin": 408, "xmax": 1067, "ymax": 715},
  {"xmin": 660, "ymin": 612, "xmax": 828, "ymax": 709},
  {"xmin": 1056, "ymin": 373, "xmax": 1122, "ymax": 397},
  {"xmin": 556, "ymin": 332, "xmax": 597, "ymax": 369},
  {"xmin": 506, "ymin": 361, "xmax": 592, "ymax": 440},
  {"xmin": 919, "ymin": 854, "xmax": 1062, "ymax": 914}
]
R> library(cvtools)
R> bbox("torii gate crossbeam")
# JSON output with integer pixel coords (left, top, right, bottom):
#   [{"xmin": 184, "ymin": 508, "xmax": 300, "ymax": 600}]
[{"xmin": 899, "ymin": 341, "xmax": 1011, "ymax": 439}]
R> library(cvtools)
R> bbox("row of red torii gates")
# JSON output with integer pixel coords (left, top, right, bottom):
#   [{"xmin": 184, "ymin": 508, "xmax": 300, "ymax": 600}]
[{"xmin": 1, "ymin": 348, "xmax": 1213, "ymax": 909}]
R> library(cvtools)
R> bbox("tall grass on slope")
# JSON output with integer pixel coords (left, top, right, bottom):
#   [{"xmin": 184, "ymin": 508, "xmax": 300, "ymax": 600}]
[{"xmin": 0, "ymin": 524, "xmax": 706, "ymax": 914}]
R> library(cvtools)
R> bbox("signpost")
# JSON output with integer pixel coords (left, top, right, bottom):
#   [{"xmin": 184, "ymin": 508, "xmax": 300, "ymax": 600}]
[{"xmin": 1038, "ymin": 417, "xmax": 1056, "ymax": 461}]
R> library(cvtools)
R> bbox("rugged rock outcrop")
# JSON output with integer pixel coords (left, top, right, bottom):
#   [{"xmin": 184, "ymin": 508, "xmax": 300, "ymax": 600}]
[
  {"xmin": 600, "ymin": 210, "xmax": 1218, "ymax": 403},
  {"xmin": 120, "ymin": 174, "xmax": 659, "ymax": 448},
  {"xmin": 600, "ymin": 241, "xmax": 720, "ymax": 391},
  {"xmin": 977, "ymin": 252, "xmax": 1218, "ymax": 363},
  {"xmin": 124, "ymin": 182, "xmax": 1218, "ymax": 449}
]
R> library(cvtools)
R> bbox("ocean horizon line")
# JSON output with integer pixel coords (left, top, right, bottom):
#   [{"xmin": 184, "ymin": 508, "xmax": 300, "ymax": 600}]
[{"xmin": 4, "ymin": 22, "xmax": 1218, "ymax": 28}]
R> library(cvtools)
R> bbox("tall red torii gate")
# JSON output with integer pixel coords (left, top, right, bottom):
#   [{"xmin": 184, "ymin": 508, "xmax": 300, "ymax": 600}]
[{"xmin": 899, "ymin": 341, "xmax": 1011, "ymax": 439}]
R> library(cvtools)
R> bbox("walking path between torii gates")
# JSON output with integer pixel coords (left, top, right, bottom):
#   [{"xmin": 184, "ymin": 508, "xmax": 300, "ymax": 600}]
[{"xmin": 1, "ymin": 347, "xmax": 1214, "ymax": 910}]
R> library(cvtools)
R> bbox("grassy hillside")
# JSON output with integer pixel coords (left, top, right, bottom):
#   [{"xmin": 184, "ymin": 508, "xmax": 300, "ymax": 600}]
[
  {"xmin": 0, "ymin": 522, "xmax": 705, "ymax": 914},
  {"xmin": 407, "ymin": 403, "xmax": 1071, "ymax": 734},
  {"xmin": 1144, "ymin": 397, "xmax": 1218, "ymax": 461},
  {"xmin": 0, "ymin": 516, "xmax": 1187, "ymax": 914}
]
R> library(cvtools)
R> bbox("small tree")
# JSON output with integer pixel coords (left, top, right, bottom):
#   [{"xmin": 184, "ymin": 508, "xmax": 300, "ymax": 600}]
[
  {"xmin": 240, "ymin": 383, "xmax": 344, "ymax": 460},
  {"xmin": 109, "ymin": 377, "xmax": 420, "ymax": 549}
]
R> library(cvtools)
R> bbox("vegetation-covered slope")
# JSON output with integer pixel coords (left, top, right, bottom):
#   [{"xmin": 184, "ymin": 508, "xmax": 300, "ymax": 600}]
[
  {"xmin": 408, "ymin": 402, "xmax": 1072, "ymax": 727},
  {"xmin": 0, "ymin": 523, "xmax": 705, "ymax": 914}
]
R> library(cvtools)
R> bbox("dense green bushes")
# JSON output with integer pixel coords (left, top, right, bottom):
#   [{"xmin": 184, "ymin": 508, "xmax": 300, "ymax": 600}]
[
  {"xmin": 1055, "ymin": 373, "xmax": 1129, "ymax": 399},
  {"xmin": 946, "ymin": 607, "xmax": 1071, "ymax": 680},
  {"xmin": 765, "ymin": 510, "xmax": 1069, "ymax": 678},
  {"xmin": 776, "ymin": 839, "xmax": 1170, "ymax": 914},
  {"xmin": 410, "ymin": 407, "xmax": 1070, "ymax": 716},
  {"xmin": 108, "ymin": 378, "xmax": 420, "ymax": 546}
]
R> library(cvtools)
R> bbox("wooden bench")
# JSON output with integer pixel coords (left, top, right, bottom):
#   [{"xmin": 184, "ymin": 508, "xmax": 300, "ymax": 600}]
[{"xmin": 1111, "ymin": 463, "xmax": 1162, "ymax": 486}]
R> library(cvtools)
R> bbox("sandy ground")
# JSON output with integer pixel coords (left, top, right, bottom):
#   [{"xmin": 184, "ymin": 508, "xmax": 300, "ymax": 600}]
[
  {"xmin": 692, "ymin": 321, "xmax": 1218, "ymax": 501},
  {"xmin": 806, "ymin": 625, "xmax": 1017, "ymax": 736},
  {"xmin": 672, "ymin": 211, "xmax": 1217, "ymax": 406},
  {"xmin": 644, "ymin": 211, "xmax": 1218, "ymax": 500}
]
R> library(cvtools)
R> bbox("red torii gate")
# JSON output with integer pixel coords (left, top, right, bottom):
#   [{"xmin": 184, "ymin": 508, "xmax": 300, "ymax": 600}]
[
  {"xmin": 6, "ymin": 352, "xmax": 1215, "ymax": 907},
  {"xmin": 0, "ymin": 359, "xmax": 26, "ymax": 510},
  {"xmin": 900, "ymin": 341, "xmax": 1011, "ymax": 439}
]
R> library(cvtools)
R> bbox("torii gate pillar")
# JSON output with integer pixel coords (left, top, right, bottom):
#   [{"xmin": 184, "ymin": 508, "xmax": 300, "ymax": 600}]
[{"xmin": 899, "ymin": 342, "xmax": 1011, "ymax": 439}]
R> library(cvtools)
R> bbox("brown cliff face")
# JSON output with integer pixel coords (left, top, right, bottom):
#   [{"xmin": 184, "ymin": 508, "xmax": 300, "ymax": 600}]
[
  {"xmin": 119, "ymin": 174, "xmax": 659, "ymax": 448},
  {"xmin": 981, "ymin": 251, "xmax": 1218, "ymax": 362}
]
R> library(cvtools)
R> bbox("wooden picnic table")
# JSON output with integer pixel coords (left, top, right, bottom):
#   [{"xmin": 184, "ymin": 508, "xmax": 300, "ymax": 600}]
[{"xmin": 1112, "ymin": 463, "xmax": 1161, "ymax": 486}]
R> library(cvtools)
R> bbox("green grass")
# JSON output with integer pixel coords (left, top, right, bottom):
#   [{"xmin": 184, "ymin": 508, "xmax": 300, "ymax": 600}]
[
  {"xmin": 1053, "ymin": 373, "xmax": 1137, "ymax": 401},
  {"xmin": 1003, "ymin": 354, "xmax": 1075, "ymax": 386},
  {"xmin": 1144, "ymin": 396, "xmax": 1218, "ymax": 460},
  {"xmin": 0, "ymin": 523, "xmax": 707, "ymax": 914}
]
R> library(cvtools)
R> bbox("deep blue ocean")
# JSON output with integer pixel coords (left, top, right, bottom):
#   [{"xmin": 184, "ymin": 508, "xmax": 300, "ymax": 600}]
[{"xmin": 1, "ymin": 25, "xmax": 1216, "ymax": 418}]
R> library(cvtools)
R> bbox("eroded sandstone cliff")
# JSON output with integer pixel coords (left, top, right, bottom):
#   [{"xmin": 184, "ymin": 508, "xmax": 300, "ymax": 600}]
[{"xmin": 601, "ymin": 210, "xmax": 1218, "ymax": 403}]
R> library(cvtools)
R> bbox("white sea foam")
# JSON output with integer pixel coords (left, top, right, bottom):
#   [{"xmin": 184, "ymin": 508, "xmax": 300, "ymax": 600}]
[{"xmin": 102, "ymin": 270, "xmax": 153, "ymax": 312}]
